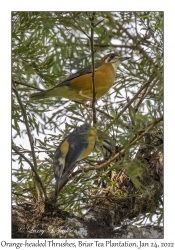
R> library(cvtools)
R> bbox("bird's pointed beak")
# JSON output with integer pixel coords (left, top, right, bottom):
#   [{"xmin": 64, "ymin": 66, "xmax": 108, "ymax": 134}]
[{"xmin": 120, "ymin": 57, "xmax": 131, "ymax": 61}]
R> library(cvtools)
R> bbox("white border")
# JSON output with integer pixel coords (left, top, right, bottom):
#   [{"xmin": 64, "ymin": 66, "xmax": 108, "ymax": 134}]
[{"xmin": 0, "ymin": 1, "xmax": 174, "ymax": 247}]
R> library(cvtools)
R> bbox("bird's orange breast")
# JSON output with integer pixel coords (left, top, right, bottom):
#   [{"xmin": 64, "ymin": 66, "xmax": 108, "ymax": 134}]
[{"xmin": 69, "ymin": 63, "xmax": 116, "ymax": 99}]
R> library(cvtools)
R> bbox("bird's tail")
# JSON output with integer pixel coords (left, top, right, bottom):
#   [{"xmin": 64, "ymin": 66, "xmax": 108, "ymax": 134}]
[
  {"xmin": 54, "ymin": 157, "xmax": 64, "ymax": 197},
  {"xmin": 55, "ymin": 176, "xmax": 60, "ymax": 197},
  {"xmin": 101, "ymin": 139, "xmax": 114, "ymax": 160},
  {"xmin": 29, "ymin": 90, "xmax": 49, "ymax": 101}
]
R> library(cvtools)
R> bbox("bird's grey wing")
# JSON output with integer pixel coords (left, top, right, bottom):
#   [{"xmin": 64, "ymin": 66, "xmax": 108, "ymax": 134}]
[{"xmin": 55, "ymin": 61, "xmax": 102, "ymax": 88}]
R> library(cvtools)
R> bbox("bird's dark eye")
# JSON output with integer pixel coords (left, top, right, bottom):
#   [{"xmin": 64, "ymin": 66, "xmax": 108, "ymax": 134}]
[{"xmin": 109, "ymin": 54, "xmax": 115, "ymax": 61}]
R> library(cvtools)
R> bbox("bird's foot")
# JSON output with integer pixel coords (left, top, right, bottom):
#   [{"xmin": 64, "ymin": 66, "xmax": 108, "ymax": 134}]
[{"xmin": 80, "ymin": 166, "xmax": 88, "ymax": 176}]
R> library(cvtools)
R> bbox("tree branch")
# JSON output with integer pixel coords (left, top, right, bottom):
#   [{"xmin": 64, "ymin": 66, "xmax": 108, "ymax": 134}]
[
  {"xmin": 90, "ymin": 12, "xmax": 97, "ymax": 126},
  {"xmin": 12, "ymin": 83, "xmax": 47, "ymax": 199},
  {"xmin": 12, "ymin": 145, "xmax": 47, "ymax": 198}
]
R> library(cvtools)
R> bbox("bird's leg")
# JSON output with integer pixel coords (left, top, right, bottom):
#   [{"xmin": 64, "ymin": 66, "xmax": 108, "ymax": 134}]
[
  {"xmin": 78, "ymin": 91, "xmax": 99, "ymax": 106},
  {"xmin": 61, "ymin": 167, "xmax": 75, "ymax": 180},
  {"xmin": 78, "ymin": 91, "xmax": 92, "ymax": 101},
  {"xmin": 78, "ymin": 91, "xmax": 99, "ymax": 105}
]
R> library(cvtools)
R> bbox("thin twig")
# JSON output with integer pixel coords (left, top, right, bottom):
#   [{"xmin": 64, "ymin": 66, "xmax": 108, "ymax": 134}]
[
  {"xmin": 95, "ymin": 106, "xmax": 114, "ymax": 119},
  {"xmin": 12, "ymin": 80, "xmax": 45, "ymax": 91},
  {"xmin": 135, "ymin": 79, "xmax": 158, "ymax": 113},
  {"xmin": 127, "ymin": 96, "xmax": 136, "ymax": 127},
  {"xmin": 94, "ymin": 19, "xmax": 105, "ymax": 27},
  {"xmin": 71, "ymin": 13, "xmax": 90, "ymax": 39},
  {"xmin": 87, "ymin": 44, "xmax": 134, "ymax": 49},
  {"xmin": 12, "ymin": 192, "xmax": 33, "ymax": 199},
  {"xmin": 75, "ymin": 101, "xmax": 114, "ymax": 120},
  {"xmin": 106, "ymin": 74, "xmax": 156, "ymax": 130},
  {"xmin": 124, "ymin": 79, "xmax": 136, "ymax": 127}
]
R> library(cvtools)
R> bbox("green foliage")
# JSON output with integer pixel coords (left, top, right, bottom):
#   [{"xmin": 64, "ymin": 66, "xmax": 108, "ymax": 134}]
[{"xmin": 12, "ymin": 12, "xmax": 163, "ymax": 227}]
